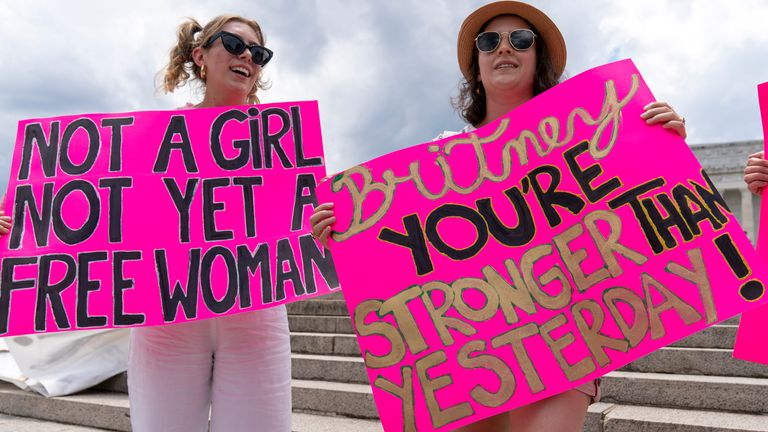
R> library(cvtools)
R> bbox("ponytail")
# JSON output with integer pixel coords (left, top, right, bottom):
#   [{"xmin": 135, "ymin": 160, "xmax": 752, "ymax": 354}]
[{"xmin": 162, "ymin": 18, "xmax": 203, "ymax": 93}]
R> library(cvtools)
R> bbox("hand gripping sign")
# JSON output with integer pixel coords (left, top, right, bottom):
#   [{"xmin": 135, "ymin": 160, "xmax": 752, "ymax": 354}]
[
  {"xmin": 317, "ymin": 60, "xmax": 768, "ymax": 431},
  {"xmin": 734, "ymin": 82, "xmax": 768, "ymax": 364},
  {"xmin": 0, "ymin": 101, "xmax": 339, "ymax": 336}
]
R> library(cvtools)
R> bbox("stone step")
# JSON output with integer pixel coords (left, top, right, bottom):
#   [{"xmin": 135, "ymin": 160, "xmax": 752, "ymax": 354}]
[
  {"xmin": 292, "ymin": 371, "xmax": 768, "ymax": 424},
  {"xmin": 293, "ymin": 379, "xmax": 377, "ymax": 419},
  {"xmin": 321, "ymin": 291, "xmax": 346, "ymax": 301},
  {"xmin": 286, "ymin": 309, "xmax": 742, "ymax": 338},
  {"xmin": 5, "ymin": 387, "xmax": 767, "ymax": 432},
  {"xmin": 0, "ymin": 382, "xmax": 130, "ymax": 431},
  {"xmin": 288, "ymin": 324, "xmax": 737, "ymax": 356},
  {"xmin": 0, "ymin": 411, "xmax": 383, "ymax": 432},
  {"xmin": 292, "ymin": 412, "xmax": 381, "ymax": 432},
  {"xmin": 101, "ymin": 346, "xmax": 768, "ymax": 397},
  {"xmin": 305, "ymin": 400, "xmax": 768, "ymax": 431},
  {"xmin": 601, "ymin": 371, "xmax": 768, "ymax": 414},
  {"xmin": 0, "ymin": 413, "xmax": 112, "ymax": 431},
  {"xmin": 98, "ymin": 353, "xmax": 370, "ymax": 395},
  {"xmin": 587, "ymin": 403, "xmax": 768, "ymax": 432},
  {"xmin": 287, "ymin": 301, "xmax": 743, "ymax": 321},
  {"xmin": 288, "ymin": 315, "xmax": 354, "ymax": 334},
  {"xmin": 100, "ymin": 368, "xmax": 768, "ymax": 418},
  {"xmin": 96, "ymin": 374, "xmax": 126, "ymax": 394},
  {"xmin": 671, "ymin": 325, "xmax": 737, "ymax": 349},
  {"xmin": 288, "ymin": 331, "xmax": 755, "ymax": 379},
  {"xmin": 584, "ymin": 403, "xmax": 616, "ymax": 432},
  {"xmin": 287, "ymin": 299, "xmax": 348, "ymax": 316},
  {"xmin": 292, "ymin": 353, "xmax": 369, "ymax": 384},
  {"xmin": 0, "ymin": 380, "xmax": 379, "ymax": 429},
  {"xmin": 286, "ymin": 308, "xmax": 742, "ymax": 334},
  {"xmin": 291, "ymin": 332, "xmax": 360, "ymax": 356},
  {"xmin": 621, "ymin": 347, "xmax": 768, "ymax": 378}
]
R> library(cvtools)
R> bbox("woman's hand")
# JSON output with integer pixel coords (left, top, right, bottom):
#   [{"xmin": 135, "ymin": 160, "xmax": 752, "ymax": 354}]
[
  {"xmin": 0, "ymin": 195, "xmax": 12, "ymax": 236},
  {"xmin": 641, "ymin": 101, "xmax": 687, "ymax": 139},
  {"xmin": 744, "ymin": 151, "xmax": 768, "ymax": 195},
  {"xmin": 309, "ymin": 202, "xmax": 336, "ymax": 248}
]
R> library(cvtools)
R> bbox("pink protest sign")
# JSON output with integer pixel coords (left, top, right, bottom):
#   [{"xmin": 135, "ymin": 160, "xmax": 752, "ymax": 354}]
[
  {"xmin": 317, "ymin": 60, "xmax": 768, "ymax": 431},
  {"xmin": 734, "ymin": 81, "xmax": 768, "ymax": 364},
  {"xmin": 0, "ymin": 101, "xmax": 339, "ymax": 336}
]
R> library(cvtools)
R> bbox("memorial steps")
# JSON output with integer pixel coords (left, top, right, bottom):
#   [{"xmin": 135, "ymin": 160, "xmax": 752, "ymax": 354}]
[
  {"xmin": 0, "ymin": 413, "xmax": 108, "ymax": 432},
  {"xmin": 0, "ymin": 295, "xmax": 766, "ymax": 430}
]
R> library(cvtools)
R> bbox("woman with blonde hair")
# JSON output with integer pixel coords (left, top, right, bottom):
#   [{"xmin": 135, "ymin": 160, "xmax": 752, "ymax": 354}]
[
  {"xmin": 312, "ymin": 2, "xmax": 686, "ymax": 430},
  {"xmin": 127, "ymin": 15, "xmax": 290, "ymax": 432}
]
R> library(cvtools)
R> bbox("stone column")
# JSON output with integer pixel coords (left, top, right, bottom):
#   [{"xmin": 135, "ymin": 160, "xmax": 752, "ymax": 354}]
[{"xmin": 741, "ymin": 188, "xmax": 755, "ymax": 242}]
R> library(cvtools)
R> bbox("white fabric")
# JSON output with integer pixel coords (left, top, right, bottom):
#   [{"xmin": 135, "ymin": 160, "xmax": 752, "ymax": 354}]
[
  {"xmin": 0, "ymin": 339, "xmax": 28, "ymax": 391},
  {"xmin": 434, "ymin": 124, "xmax": 476, "ymax": 141},
  {"xmin": 0, "ymin": 330, "xmax": 129, "ymax": 397},
  {"xmin": 128, "ymin": 307, "xmax": 291, "ymax": 432}
]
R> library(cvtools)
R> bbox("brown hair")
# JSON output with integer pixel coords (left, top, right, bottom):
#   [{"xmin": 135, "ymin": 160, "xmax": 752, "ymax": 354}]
[
  {"xmin": 454, "ymin": 15, "xmax": 561, "ymax": 127},
  {"xmin": 162, "ymin": 15, "xmax": 269, "ymax": 104}
]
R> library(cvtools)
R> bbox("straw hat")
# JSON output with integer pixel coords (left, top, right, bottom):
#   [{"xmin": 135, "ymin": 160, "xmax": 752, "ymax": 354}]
[{"xmin": 457, "ymin": 1, "xmax": 566, "ymax": 81}]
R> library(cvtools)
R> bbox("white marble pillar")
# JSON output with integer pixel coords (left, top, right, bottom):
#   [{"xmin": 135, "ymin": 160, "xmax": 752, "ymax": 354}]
[{"xmin": 741, "ymin": 188, "xmax": 755, "ymax": 242}]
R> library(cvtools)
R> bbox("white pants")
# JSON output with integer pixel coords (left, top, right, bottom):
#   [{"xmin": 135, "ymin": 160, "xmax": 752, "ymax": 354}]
[{"xmin": 128, "ymin": 307, "xmax": 291, "ymax": 432}]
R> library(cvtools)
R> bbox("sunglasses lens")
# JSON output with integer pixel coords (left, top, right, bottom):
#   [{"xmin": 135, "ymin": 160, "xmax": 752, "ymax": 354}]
[
  {"xmin": 476, "ymin": 32, "xmax": 501, "ymax": 52},
  {"xmin": 250, "ymin": 47, "xmax": 272, "ymax": 66},
  {"xmin": 220, "ymin": 33, "xmax": 246, "ymax": 55},
  {"xmin": 509, "ymin": 30, "xmax": 534, "ymax": 50},
  {"xmin": 213, "ymin": 32, "xmax": 272, "ymax": 66}
]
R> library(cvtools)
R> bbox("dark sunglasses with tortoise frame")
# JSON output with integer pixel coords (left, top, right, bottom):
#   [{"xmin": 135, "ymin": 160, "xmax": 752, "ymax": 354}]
[{"xmin": 203, "ymin": 30, "xmax": 273, "ymax": 66}]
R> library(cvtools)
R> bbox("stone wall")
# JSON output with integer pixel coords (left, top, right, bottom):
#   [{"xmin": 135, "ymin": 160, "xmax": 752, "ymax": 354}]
[{"xmin": 691, "ymin": 140, "xmax": 762, "ymax": 243}]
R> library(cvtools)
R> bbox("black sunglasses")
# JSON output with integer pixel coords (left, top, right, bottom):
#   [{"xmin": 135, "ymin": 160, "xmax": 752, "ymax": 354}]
[
  {"xmin": 475, "ymin": 29, "xmax": 536, "ymax": 53},
  {"xmin": 203, "ymin": 31, "xmax": 274, "ymax": 66}
]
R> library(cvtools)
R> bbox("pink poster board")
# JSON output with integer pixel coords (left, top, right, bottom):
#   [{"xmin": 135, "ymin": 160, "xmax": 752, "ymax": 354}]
[
  {"xmin": 317, "ymin": 60, "xmax": 768, "ymax": 431},
  {"xmin": 734, "ymin": 82, "xmax": 768, "ymax": 363},
  {"xmin": 0, "ymin": 101, "xmax": 339, "ymax": 336}
]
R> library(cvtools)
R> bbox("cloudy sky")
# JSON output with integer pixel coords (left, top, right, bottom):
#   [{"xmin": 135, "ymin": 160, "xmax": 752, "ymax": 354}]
[{"xmin": 1, "ymin": 0, "xmax": 767, "ymax": 193}]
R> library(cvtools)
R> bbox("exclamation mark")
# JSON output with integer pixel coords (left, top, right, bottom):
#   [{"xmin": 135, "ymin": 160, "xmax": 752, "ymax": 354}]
[{"xmin": 714, "ymin": 233, "xmax": 765, "ymax": 302}]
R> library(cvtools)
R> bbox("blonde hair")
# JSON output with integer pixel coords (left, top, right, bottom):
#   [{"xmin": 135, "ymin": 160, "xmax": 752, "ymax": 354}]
[{"xmin": 162, "ymin": 15, "xmax": 269, "ymax": 104}]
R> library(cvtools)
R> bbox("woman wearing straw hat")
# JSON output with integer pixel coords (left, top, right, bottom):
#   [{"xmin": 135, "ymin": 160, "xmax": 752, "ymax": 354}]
[{"xmin": 312, "ymin": 1, "xmax": 686, "ymax": 430}]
